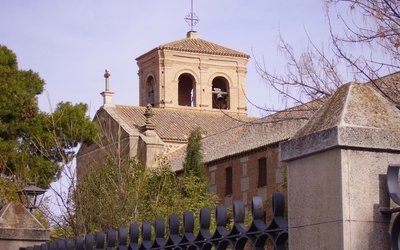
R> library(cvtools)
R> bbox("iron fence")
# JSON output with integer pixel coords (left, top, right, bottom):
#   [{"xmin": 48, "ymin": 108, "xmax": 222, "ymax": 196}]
[{"xmin": 21, "ymin": 192, "xmax": 288, "ymax": 250}]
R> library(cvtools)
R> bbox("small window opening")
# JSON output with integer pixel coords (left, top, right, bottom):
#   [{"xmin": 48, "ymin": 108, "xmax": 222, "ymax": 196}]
[
  {"xmin": 258, "ymin": 157, "xmax": 267, "ymax": 187},
  {"xmin": 226, "ymin": 167, "xmax": 233, "ymax": 195}
]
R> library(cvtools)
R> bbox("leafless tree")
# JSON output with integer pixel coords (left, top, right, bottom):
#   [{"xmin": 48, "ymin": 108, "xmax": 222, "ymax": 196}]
[{"xmin": 256, "ymin": 0, "xmax": 400, "ymax": 112}]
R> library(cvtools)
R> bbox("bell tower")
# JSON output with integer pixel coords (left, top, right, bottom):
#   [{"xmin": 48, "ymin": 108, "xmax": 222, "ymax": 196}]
[{"xmin": 136, "ymin": 31, "xmax": 250, "ymax": 116}]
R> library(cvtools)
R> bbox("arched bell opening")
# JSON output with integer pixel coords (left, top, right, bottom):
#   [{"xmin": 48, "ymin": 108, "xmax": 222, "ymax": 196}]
[
  {"xmin": 212, "ymin": 77, "xmax": 229, "ymax": 110},
  {"xmin": 145, "ymin": 75, "xmax": 155, "ymax": 107},
  {"xmin": 178, "ymin": 74, "xmax": 196, "ymax": 107}
]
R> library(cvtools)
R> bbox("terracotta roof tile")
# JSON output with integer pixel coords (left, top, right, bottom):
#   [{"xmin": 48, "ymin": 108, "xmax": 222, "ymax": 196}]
[
  {"xmin": 202, "ymin": 112, "xmax": 309, "ymax": 163},
  {"xmin": 136, "ymin": 34, "xmax": 250, "ymax": 60},
  {"xmin": 168, "ymin": 105, "xmax": 318, "ymax": 171},
  {"xmin": 159, "ymin": 37, "xmax": 250, "ymax": 58},
  {"xmin": 167, "ymin": 145, "xmax": 187, "ymax": 172},
  {"xmin": 105, "ymin": 105, "xmax": 253, "ymax": 142},
  {"xmin": 103, "ymin": 101, "xmax": 320, "ymax": 171}
]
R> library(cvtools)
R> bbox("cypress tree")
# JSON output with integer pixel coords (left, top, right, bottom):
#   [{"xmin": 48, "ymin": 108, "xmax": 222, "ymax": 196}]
[{"xmin": 183, "ymin": 127, "xmax": 205, "ymax": 178}]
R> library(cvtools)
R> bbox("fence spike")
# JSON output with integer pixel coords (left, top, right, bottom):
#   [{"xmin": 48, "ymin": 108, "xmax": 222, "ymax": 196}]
[
  {"xmin": 65, "ymin": 239, "xmax": 73, "ymax": 250},
  {"xmin": 57, "ymin": 239, "xmax": 65, "ymax": 250},
  {"xmin": 48, "ymin": 242, "xmax": 57, "ymax": 250},
  {"xmin": 200, "ymin": 208, "xmax": 210, "ymax": 229},
  {"xmin": 233, "ymin": 200, "xmax": 245, "ymax": 223},
  {"xmin": 166, "ymin": 214, "xmax": 181, "ymax": 246},
  {"xmin": 251, "ymin": 196, "xmax": 264, "ymax": 220},
  {"xmin": 95, "ymin": 231, "xmax": 105, "ymax": 249},
  {"xmin": 85, "ymin": 234, "xmax": 93, "ymax": 250},
  {"xmin": 75, "ymin": 236, "xmax": 84, "ymax": 250},
  {"xmin": 129, "ymin": 224, "xmax": 139, "ymax": 244},
  {"xmin": 272, "ymin": 192, "xmax": 285, "ymax": 217},
  {"xmin": 141, "ymin": 221, "xmax": 152, "ymax": 249},
  {"xmin": 40, "ymin": 243, "xmax": 48, "ymax": 250},
  {"xmin": 118, "ymin": 227, "xmax": 128, "ymax": 246},
  {"xmin": 183, "ymin": 211, "xmax": 194, "ymax": 233},
  {"xmin": 215, "ymin": 205, "xmax": 227, "ymax": 227},
  {"xmin": 181, "ymin": 212, "xmax": 195, "ymax": 243},
  {"xmin": 128, "ymin": 224, "xmax": 140, "ymax": 250},
  {"xmin": 107, "ymin": 229, "xmax": 116, "ymax": 247}
]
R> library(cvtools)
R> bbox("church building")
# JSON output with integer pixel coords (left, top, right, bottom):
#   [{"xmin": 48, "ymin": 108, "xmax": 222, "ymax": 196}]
[{"xmin": 76, "ymin": 31, "xmax": 312, "ymax": 209}]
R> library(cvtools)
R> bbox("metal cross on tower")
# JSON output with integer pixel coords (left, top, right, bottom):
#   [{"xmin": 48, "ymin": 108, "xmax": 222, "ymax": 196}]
[{"xmin": 184, "ymin": 0, "xmax": 200, "ymax": 31}]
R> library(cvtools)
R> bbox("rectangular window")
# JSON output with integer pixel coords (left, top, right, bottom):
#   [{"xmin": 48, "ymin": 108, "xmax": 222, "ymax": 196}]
[
  {"xmin": 226, "ymin": 167, "xmax": 232, "ymax": 195},
  {"xmin": 258, "ymin": 157, "xmax": 267, "ymax": 187}
]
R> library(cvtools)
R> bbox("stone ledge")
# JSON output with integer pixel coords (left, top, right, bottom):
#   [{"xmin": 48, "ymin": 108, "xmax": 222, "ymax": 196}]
[
  {"xmin": 0, "ymin": 228, "xmax": 49, "ymax": 241},
  {"xmin": 280, "ymin": 126, "xmax": 400, "ymax": 162}
]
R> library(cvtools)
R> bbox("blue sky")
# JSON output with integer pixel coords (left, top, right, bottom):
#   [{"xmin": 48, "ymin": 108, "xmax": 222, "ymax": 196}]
[{"xmin": 1, "ymin": 1, "xmax": 339, "ymax": 117}]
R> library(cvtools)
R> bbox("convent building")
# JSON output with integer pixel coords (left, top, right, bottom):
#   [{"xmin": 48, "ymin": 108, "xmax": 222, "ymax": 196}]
[{"xmin": 76, "ymin": 31, "xmax": 312, "ymax": 209}]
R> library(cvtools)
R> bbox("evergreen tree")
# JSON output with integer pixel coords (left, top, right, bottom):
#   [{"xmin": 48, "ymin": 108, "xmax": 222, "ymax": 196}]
[
  {"xmin": 0, "ymin": 45, "xmax": 45, "ymax": 183},
  {"xmin": 183, "ymin": 127, "xmax": 205, "ymax": 178},
  {"xmin": 0, "ymin": 45, "xmax": 97, "ymax": 189},
  {"xmin": 26, "ymin": 102, "xmax": 98, "ymax": 188}
]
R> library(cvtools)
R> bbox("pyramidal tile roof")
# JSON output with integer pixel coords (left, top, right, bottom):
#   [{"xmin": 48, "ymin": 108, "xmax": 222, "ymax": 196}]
[
  {"xmin": 294, "ymin": 82, "xmax": 400, "ymax": 138},
  {"xmin": 103, "ymin": 105, "xmax": 254, "ymax": 142},
  {"xmin": 137, "ymin": 31, "xmax": 250, "ymax": 59}
]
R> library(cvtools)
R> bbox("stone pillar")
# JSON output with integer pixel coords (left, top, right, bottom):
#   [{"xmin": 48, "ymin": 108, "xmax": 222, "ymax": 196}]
[
  {"xmin": 138, "ymin": 104, "xmax": 164, "ymax": 168},
  {"xmin": 0, "ymin": 202, "xmax": 50, "ymax": 249},
  {"xmin": 280, "ymin": 83, "xmax": 400, "ymax": 249}
]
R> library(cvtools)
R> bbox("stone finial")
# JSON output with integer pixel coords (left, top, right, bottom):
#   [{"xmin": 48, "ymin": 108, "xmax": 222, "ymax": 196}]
[
  {"xmin": 104, "ymin": 69, "xmax": 111, "ymax": 91},
  {"xmin": 143, "ymin": 104, "xmax": 156, "ymax": 136},
  {"xmin": 101, "ymin": 69, "xmax": 114, "ymax": 107},
  {"xmin": 144, "ymin": 104, "xmax": 154, "ymax": 125}
]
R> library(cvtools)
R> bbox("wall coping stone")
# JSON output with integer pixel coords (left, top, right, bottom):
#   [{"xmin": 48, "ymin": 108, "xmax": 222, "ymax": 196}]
[{"xmin": 280, "ymin": 125, "xmax": 400, "ymax": 161}]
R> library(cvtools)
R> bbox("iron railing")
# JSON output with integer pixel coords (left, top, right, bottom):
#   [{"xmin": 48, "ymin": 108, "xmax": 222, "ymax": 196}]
[{"xmin": 21, "ymin": 192, "xmax": 288, "ymax": 250}]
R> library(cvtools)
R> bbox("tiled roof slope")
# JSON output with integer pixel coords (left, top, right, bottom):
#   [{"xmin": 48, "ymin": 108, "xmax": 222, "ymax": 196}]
[
  {"xmin": 137, "ymin": 34, "xmax": 250, "ymax": 59},
  {"xmin": 105, "ymin": 105, "xmax": 254, "ymax": 141},
  {"xmin": 168, "ymin": 105, "xmax": 318, "ymax": 171},
  {"xmin": 201, "ymin": 121, "xmax": 298, "ymax": 164},
  {"xmin": 167, "ymin": 146, "xmax": 187, "ymax": 172},
  {"xmin": 202, "ymin": 110, "xmax": 312, "ymax": 163},
  {"xmin": 159, "ymin": 37, "xmax": 250, "ymax": 58}
]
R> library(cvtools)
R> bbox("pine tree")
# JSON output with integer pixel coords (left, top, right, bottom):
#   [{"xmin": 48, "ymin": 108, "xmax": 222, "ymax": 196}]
[{"xmin": 0, "ymin": 45, "xmax": 97, "ymax": 188}]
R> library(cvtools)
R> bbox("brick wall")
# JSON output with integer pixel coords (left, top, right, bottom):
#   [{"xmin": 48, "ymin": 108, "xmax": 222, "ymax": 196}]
[{"xmin": 206, "ymin": 147, "xmax": 282, "ymax": 209}]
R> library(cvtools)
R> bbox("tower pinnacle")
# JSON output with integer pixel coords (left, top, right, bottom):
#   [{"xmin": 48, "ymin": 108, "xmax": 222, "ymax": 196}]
[{"xmin": 101, "ymin": 69, "xmax": 114, "ymax": 107}]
